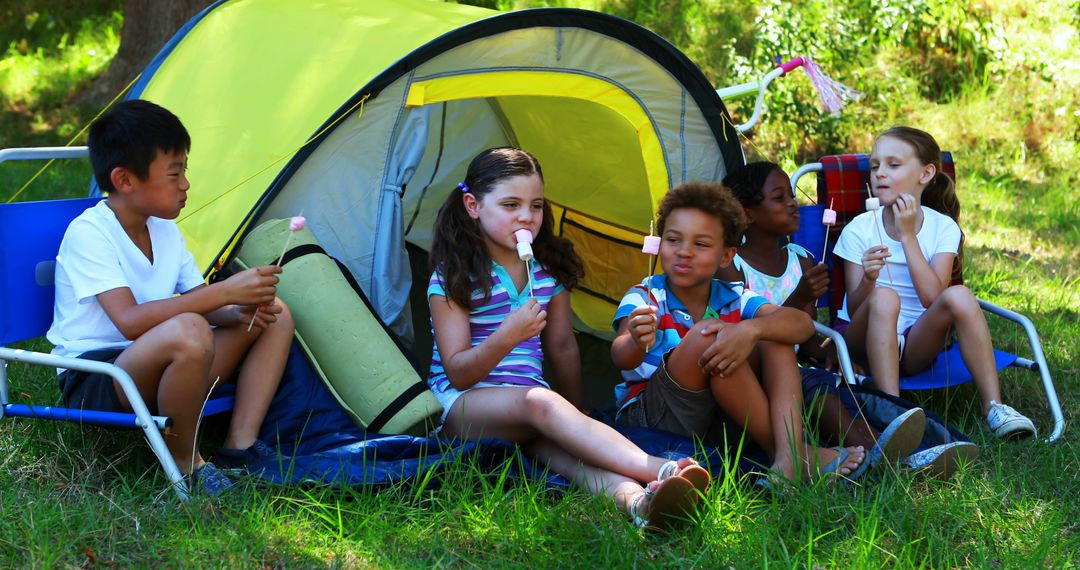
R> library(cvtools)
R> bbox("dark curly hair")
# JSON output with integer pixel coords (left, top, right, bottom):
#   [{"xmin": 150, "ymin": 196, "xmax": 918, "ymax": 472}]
[
  {"xmin": 429, "ymin": 147, "xmax": 584, "ymax": 308},
  {"xmin": 722, "ymin": 161, "xmax": 782, "ymax": 208},
  {"xmin": 656, "ymin": 181, "xmax": 746, "ymax": 248}
]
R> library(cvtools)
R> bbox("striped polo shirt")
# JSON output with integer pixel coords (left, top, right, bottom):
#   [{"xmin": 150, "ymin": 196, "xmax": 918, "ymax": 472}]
[
  {"xmin": 611, "ymin": 274, "xmax": 769, "ymax": 411},
  {"xmin": 427, "ymin": 261, "xmax": 564, "ymax": 392}
]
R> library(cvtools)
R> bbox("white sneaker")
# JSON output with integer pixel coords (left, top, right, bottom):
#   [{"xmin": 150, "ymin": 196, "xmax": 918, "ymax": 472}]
[
  {"xmin": 986, "ymin": 401, "xmax": 1037, "ymax": 440},
  {"xmin": 903, "ymin": 442, "xmax": 980, "ymax": 479}
]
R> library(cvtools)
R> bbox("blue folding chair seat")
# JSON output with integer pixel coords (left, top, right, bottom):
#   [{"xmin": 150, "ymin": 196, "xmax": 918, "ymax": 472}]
[
  {"xmin": 1, "ymin": 148, "xmax": 234, "ymax": 497},
  {"xmin": 789, "ymin": 155, "xmax": 1065, "ymax": 442}
]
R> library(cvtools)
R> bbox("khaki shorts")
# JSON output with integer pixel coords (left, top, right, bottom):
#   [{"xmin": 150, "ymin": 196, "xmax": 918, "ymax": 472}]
[{"xmin": 616, "ymin": 351, "xmax": 733, "ymax": 447}]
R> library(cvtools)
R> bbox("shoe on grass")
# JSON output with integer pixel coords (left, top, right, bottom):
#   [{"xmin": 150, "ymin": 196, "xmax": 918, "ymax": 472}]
[
  {"xmin": 212, "ymin": 439, "xmax": 277, "ymax": 471},
  {"xmin": 903, "ymin": 441, "xmax": 980, "ymax": 479},
  {"xmin": 190, "ymin": 462, "xmax": 236, "ymax": 496},
  {"xmin": 986, "ymin": 401, "xmax": 1036, "ymax": 440},
  {"xmin": 847, "ymin": 407, "xmax": 926, "ymax": 480}
]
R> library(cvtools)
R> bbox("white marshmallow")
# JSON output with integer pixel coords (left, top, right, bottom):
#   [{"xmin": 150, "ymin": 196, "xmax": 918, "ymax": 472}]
[
  {"xmin": 514, "ymin": 229, "xmax": 534, "ymax": 261},
  {"xmin": 642, "ymin": 235, "xmax": 661, "ymax": 255}
]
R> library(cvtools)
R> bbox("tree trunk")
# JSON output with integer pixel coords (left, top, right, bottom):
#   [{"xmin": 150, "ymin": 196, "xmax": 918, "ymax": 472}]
[{"xmin": 74, "ymin": 0, "xmax": 209, "ymax": 106}]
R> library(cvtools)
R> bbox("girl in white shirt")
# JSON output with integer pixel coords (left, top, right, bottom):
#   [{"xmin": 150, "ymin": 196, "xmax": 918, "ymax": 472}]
[{"xmin": 833, "ymin": 127, "xmax": 1035, "ymax": 439}]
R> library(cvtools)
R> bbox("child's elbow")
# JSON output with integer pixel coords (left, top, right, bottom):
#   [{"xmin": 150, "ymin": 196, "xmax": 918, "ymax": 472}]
[{"xmin": 113, "ymin": 319, "xmax": 144, "ymax": 341}]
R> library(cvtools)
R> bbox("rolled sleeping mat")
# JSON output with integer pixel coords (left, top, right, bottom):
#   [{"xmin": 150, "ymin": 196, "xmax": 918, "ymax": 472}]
[{"xmin": 235, "ymin": 218, "xmax": 442, "ymax": 436}]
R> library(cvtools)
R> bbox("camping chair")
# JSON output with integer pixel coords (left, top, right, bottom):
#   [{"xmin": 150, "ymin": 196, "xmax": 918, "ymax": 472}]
[
  {"xmin": 789, "ymin": 153, "xmax": 1065, "ymax": 443},
  {"xmin": 0, "ymin": 147, "xmax": 234, "ymax": 498}
]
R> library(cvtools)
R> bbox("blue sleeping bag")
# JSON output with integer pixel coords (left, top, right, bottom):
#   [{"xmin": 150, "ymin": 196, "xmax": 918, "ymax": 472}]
[{"xmin": 245, "ymin": 343, "xmax": 767, "ymax": 487}]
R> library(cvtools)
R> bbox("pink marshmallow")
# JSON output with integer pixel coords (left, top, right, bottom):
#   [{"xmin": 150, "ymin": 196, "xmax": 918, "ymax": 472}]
[
  {"xmin": 289, "ymin": 216, "xmax": 307, "ymax": 232},
  {"xmin": 822, "ymin": 209, "xmax": 837, "ymax": 225},
  {"xmin": 514, "ymin": 229, "xmax": 533, "ymax": 245},
  {"xmin": 642, "ymin": 235, "xmax": 661, "ymax": 255}
]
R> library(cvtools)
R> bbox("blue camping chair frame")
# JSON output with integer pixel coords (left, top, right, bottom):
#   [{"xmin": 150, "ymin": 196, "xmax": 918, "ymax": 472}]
[
  {"xmin": 0, "ymin": 147, "xmax": 234, "ymax": 498},
  {"xmin": 789, "ymin": 156, "xmax": 1065, "ymax": 443}
]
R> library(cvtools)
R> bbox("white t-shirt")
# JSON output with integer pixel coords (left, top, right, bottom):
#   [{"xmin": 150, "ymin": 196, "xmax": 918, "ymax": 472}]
[
  {"xmin": 833, "ymin": 206, "xmax": 961, "ymax": 331},
  {"xmin": 47, "ymin": 200, "xmax": 206, "ymax": 360}
]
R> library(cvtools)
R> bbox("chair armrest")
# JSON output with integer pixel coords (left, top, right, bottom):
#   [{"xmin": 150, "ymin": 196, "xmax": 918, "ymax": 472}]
[
  {"xmin": 0, "ymin": 345, "xmax": 188, "ymax": 489},
  {"xmin": 977, "ymin": 298, "xmax": 1065, "ymax": 442},
  {"xmin": 790, "ymin": 162, "xmax": 823, "ymax": 195},
  {"xmin": 813, "ymin": 321, "xmax": 857, "ymax": 386}
]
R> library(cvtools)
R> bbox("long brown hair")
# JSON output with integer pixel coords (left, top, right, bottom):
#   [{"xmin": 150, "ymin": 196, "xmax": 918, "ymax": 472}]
[
  {"xmin": 877, "ymin": 126, "xmax": 960, "ymax": 223},
  {"xmin": 429, "ymin": 147, "xmax": 584, "ymax": 308}
]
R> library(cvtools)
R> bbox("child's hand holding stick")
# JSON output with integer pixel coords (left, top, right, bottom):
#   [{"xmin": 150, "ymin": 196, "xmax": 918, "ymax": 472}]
[
  {"xmin": 864, "ymin": 184, "xmax": 894, "ymax": 283},
  {"xmin": 247, "ymin": 215, "xmax": 305, "ymax": 332}
]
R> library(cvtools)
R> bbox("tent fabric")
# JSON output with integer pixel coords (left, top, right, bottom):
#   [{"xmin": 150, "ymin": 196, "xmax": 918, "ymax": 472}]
[{"xmin": 124, "ymin": 0, "xmax": 744, "ymax": 339}]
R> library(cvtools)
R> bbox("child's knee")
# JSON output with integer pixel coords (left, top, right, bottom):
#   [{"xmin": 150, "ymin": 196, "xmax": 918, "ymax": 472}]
[
  {"xmin": 867, "ymin": 287, "xmax": 901, "ymax": 314},
  {"xmin": 680, "ymin": 319, "xmax": 722, "ymax": 351},
  {"xmin": 274, "ymin": 297, "xmax": 295, "ymax": 332},
  {"xmin": 162, "ymin": 313, "xmax": 214, "ymax": 356},
  {"xmin": 523, "ymin": 389, "xmax": 571, "ymax": 423},
  {"xmin": 940, "ymin": 285, "xmax": 978, "ymax": 314}
]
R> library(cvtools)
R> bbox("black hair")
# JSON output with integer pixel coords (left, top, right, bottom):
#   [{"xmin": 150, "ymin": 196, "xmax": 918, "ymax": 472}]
[
  {"xmin": 429, "ymin": 147, "xmax": 584, "ymax": 308},
  {"xmin": 722, "ymin": 161, "xmax": 782, "ymax": 208},
  {"xmin": 87, "ymin": 99, "xmax": 191, "ymax": 193},
  {"xmin": 656, "ymin": 181, "xmax": 746, "ymax": 248}
]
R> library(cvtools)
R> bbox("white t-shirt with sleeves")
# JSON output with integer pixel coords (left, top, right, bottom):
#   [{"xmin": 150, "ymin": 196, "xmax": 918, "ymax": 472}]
[
  {"xmin": 833, "ymin": 206, "xmax": 961, "ymax": 331},
  {"xmin": 47, "ymin": 200, "xmax": 206, "ymax": 360}
]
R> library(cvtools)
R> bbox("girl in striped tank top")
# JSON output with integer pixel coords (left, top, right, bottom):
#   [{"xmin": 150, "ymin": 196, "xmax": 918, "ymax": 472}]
[{"xmin": 428, "ymin": 148, "xmax": 710, "ymax": 530}]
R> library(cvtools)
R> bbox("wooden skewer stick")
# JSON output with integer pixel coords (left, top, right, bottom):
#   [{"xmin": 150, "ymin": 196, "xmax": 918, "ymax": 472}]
[
  {"xmin": 866, "ymin": 184, "xmax": 895, "ymax": 283},
  {"xmin": 821, "ymin": 198, "xmax": 835, "ymax": 262}
]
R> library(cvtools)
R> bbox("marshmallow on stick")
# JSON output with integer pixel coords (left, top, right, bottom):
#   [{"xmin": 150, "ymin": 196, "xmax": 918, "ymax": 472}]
[
  {"xmin": 247, "ymin": 214, "xmax": 306, "ymax": 332},
  {"xmin": 821, "ymin": 198, "xmax": 837, "ymax": 262},
  {"xmin": 639, "ymin": 220, "xmax": 661, "ymax": 350},
  {"xmin": 514, "ymin": 229, "xmax": 535, "ymax": 298},
  {"xmin": 864, "ymin": 184, "xmax": 894, "ymax": 283},
  {"xmin": 641, "ymin": 220, "xmax": 660, "ymax": 307}
]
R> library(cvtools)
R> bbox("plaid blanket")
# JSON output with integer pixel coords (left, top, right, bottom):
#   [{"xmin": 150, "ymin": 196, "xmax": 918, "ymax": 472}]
[{"xmin": 815, "ymin": 152, "xmax": 961, "ymax": 316}]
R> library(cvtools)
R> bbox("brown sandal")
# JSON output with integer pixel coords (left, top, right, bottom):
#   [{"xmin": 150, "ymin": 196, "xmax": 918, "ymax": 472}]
[{"xmin": 630, "ymin": 476, "xmax": 698, "ymax": 531}]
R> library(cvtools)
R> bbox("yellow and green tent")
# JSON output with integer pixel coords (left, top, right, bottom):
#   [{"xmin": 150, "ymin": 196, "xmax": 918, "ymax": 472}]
[{"xmin": 126, "ymin": 0, "xmax": 745, "ymax": 341}]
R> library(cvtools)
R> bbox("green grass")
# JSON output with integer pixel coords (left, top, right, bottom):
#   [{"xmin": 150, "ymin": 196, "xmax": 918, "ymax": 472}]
[{"xmin": 3, "ymin": 0, "xmax": 1079, "ymax": 567}]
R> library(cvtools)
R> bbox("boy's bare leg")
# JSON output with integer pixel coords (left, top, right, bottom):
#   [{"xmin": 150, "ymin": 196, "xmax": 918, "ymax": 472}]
[
  {"xmin": 901, "ymin": 285, "xmax": 1001, "ymax": 412},
  {"xmin": 208, "ymin": 299, "xmax": 294, "ymax": 450},
  {"xmin": 844, "ymin": 287, "xmax": 902, "ymax": 396},
  {"xmin": 811, "ymin": 392, "xmax": 880, "ymax": 449},
  {"xmin": 664, "ymin": 320, "xmax": 773, "ymax": 450},
  {"xmin": 443, "ymin": 387, "xmax": 673, "ymax": 483},
  {"xmin": 758, "ymin": 341, "xmax": 864, "ymax": 481},
  {"xmin": 112, "ymin": 313, "xmax": 216, "ymax": 474}
]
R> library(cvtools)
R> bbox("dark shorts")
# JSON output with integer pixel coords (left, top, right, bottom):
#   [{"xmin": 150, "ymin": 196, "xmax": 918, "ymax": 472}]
[
  {"xmin": 800, "ymin": 365, "xmax": 862, "ymax": 420},
  {"xmin": 57, "ymin": 348, "xmax": 128, "ymax": 413},
  {"xmin": 615, "ymin": 351, "xmax": 735, "ymax": 447}
]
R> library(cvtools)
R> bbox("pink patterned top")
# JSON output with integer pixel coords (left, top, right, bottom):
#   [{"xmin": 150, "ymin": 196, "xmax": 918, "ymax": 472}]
[{"xmin": 731, "ymin": 243, "xmax": 812, "ymax": 305}]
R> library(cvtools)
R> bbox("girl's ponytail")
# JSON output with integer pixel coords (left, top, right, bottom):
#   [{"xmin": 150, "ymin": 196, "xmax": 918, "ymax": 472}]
[
  {"xmin": 430, "ymin": 183, "xmax": 491, "ymax": 308},
  {"xmin": 922, "ymin": 169, "xmax": 960, "ymax": 224}
]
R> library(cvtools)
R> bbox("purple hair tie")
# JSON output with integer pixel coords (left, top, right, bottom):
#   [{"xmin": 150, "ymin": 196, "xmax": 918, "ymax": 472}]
[{"xmin": 458, "ymin": 182, "xmax": 470, "ymax": 193}]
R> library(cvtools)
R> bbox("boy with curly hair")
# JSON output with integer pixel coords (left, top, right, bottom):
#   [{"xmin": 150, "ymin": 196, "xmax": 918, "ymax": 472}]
[{"xmin": 610, "ymin": 181, "xmax": 866, "ymax": 483}]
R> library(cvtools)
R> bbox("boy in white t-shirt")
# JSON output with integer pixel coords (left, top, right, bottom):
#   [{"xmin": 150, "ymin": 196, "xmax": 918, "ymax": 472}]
[{"xmin": 47, "ymin": 100, "xmax": 295, "ymax": 494}]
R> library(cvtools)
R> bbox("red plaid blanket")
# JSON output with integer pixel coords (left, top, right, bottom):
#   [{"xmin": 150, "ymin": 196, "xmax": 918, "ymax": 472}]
[{"xmin": 816, "ymin": 152, "xmax": 961, "ymax": 316}]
